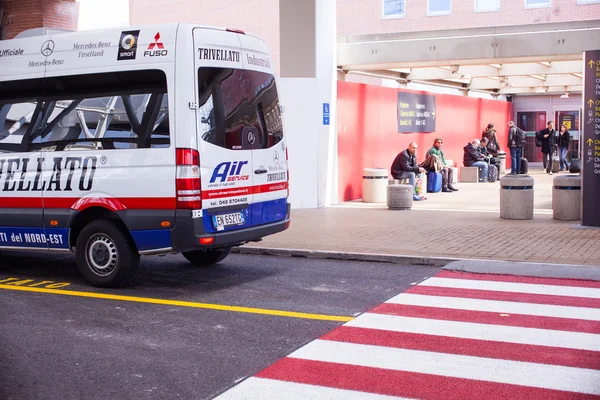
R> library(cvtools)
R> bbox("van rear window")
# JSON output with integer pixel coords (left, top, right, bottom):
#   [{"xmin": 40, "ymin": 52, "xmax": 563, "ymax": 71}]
[
  {"xmin": 0, "ymin": 69, "xmax": 170, "ymax": 152},
  {"xmin": 197, "ymin": 68, "xmax": 283, "ymax": 150}
]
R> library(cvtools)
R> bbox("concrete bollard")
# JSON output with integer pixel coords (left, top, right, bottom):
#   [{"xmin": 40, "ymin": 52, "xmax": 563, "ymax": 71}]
[
  {"xmin": 500, "ymin": 175, "xmax": 534, "ymax": 220},
  {"xmin": 552, "ymin": 175, "xmax": 581, "ymax": 221},
  {"xmin": 362, "ymin": 168, "xmax": 388, "ymax": 203},
  {"xmin": 387, "ymin": 184, "xmax": 413, "ymax": 210}
]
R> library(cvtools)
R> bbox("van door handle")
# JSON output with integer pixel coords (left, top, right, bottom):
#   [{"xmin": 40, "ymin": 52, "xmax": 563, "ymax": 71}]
[{"xmin": 254, "ymin": 168, "xmax": 268, "ymax": 174}]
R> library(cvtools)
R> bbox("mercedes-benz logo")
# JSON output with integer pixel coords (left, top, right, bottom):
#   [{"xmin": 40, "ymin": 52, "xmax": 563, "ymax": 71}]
[
  {"xmin": 273, "ymin": 151, "xmax": 279, "ymax": 164},
  {"xmin": 247, "ymin": 131, "xmax": 255, "ymax": 145},
  {"xmin": 41, "ymin": 40, "xmax": 55, "ymax": 57}
]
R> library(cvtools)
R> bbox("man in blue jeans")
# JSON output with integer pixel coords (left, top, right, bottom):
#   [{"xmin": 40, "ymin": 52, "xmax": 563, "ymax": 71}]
[
  {"xmin": 390, "ymin": 142, "xmax": 428, "ymax": 201},
  {"xmin": 463, "ymin": 139, "xmax": 489, "ymax": 182},
  {"xmin": 507, "ymin": 121, "xmax": 526, "ymax": 174}
]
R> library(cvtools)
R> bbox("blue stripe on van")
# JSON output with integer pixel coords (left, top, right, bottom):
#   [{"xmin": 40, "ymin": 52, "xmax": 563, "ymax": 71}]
[
  {"xmin": 130, "ymin": 230, "xmax": 172, "ymax": 251},
  {"xmin": 202, "ymin": 198, "xmax": 287, "ymax": 234},
  {"xmin": 0, "ymin": 227, "xmax": 69, "ymax": 249}
]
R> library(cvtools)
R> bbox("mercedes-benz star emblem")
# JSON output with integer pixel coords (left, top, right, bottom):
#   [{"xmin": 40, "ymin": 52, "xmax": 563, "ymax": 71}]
[
  {"xmin": 273, "ymin": 151, "xmax": 279, "ymax": 164},
  {"xmin": 41, "ymin": 40, "xmax": 55, "ymax": 57},
  {"xmin": 247, "ymin": 131, "xmax": 256, "ymax": 145}
]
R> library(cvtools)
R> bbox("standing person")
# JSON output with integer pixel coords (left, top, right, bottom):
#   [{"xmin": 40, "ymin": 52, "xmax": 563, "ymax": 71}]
[
  {"xmin": 482, "ymin": 123, "xmax": 500, "ymax": 157},
  {"xmin": 426, "ymin": 138, "xmax": 458, "ymax": 192},
  {"xmin": 507, "ymin": 121, "xmax": 526, "ymax": 175},
  {"xmin": 463, "ymin": 139, "xmax": 489, "ymax": 182},
  {"xmin": 390, "ymin": 142, "xmax": 428, "ymax": 201},
  {"xmin": 557, "ymin": 124, "xmax": 571, "ymax": 172},
  {"xmin": 536, "ymin": 121, "xmax": 557, "ymax": 175}
]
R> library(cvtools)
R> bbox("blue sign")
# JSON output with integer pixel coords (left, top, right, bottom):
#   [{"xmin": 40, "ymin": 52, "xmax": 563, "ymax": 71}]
[
  {"xmin": 0, "ymin": 227, "xmax": 69, "ymax": 249},
  {"xmin": 323, "ymin": 103, "xmax": 330, "ymax": 126}
]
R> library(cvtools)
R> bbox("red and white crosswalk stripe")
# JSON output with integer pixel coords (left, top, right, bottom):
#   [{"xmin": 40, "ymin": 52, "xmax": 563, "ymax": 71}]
[{"xmin": 216, "ymin": 270, "xmax": 600, "ymax": 399}]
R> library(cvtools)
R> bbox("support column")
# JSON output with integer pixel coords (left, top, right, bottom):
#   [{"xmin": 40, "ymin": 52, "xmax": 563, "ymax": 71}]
[
  {"xmin": 279, "ymin": 0, "xmax": 337, "ymax": 209},
  {"xmin": 1, "ymin": 0, "xmax": 79, "ymax": 40}
]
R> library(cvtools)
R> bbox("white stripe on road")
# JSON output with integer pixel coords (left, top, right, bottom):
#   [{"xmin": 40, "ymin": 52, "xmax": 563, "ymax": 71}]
[
  {"xmin": 386, "ymin": 293, "xmax": 600, "ymax": 321},
  {"xmin": 346, "ymin": 313, "xmax": 600, "ymax": 351},
  {"xmin": 214, "ymin": 377, "xmax": 409, "ymax": 400},
  {"xmin": 288, "ymin": 340, "xmax": 600, "ymax": 395},
  {"xmin": 417, "ymin": 277, "xmax": 600, "ymax": 299}
]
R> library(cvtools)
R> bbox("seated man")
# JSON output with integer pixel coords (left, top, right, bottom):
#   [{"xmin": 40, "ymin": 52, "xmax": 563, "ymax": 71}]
[
  {"xmin": 390, "ymin": 142, "xmax": 427, "ymax": 201},
  {"xmin": 463, "ymin": 139, "xmax": 489, "ymax": 182},
  {"xmin": 426, "ymin": 138, "xmax": 458, "ymax": 192},
  {"xmin": 480, "ymin": 137, "xmax": 501, "ymax": 172}
]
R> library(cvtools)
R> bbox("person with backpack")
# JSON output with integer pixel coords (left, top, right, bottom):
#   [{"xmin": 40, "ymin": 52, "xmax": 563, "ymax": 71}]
[{"xmin": 507, "ymin": 121, "xmax": 526, "ymax": 175}]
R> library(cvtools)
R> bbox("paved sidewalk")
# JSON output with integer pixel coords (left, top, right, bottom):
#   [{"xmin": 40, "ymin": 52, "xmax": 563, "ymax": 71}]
[{"xmin": 237, "ymin": 166, "xmax": 600, "ymax": 267}]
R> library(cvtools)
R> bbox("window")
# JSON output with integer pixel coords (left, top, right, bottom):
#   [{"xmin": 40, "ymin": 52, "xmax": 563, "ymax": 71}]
[
  {"xmin": 428, "ymin": 0, "xmax": 451, "ymax": 15},
  {"xmin": 382, "ymin": 0, "xmax": 405, "ymax": 19},
  {"xmin": 525, "ymin": 0, "xmax": 551, "ymax": 8},
  {"xmin": 197, "ymin": 67, "xmax": 283, "ymax": 151},
  {"xmin": 0, "ymin": 70, "xmax": 170, "ymax": 153},
  {"xmin": 577, "ymin": 0, "xmax": 600, "ymax": 4},
  {"xmin": 475, "ymin": 0, "xmax": 500, "ymax": 12}
]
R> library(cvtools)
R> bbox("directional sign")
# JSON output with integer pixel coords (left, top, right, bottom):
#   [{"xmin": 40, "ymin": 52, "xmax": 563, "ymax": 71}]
[
  {"xmin": 397, "ymin": 92, "xmax": 436, "ymax": 133},
  {"xmin": 581, "ymin": 49, "xmax": 600, "ymax": 227}
]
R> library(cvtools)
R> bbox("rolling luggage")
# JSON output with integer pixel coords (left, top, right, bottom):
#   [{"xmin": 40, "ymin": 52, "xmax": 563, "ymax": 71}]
[
  {"xmin": 570, "ymin": 159, "xmax": 581, "ymax": 173},
  {"xmin": 552, "ymin": 151, "xmax": 560, "ymax": 173},
  {"xmin": 488, "ymin": 164, "xmax": 498, "ymax": 183},
  {"xmin": 519, "ymin": 158, "xmax": 528, "ymax": 175},
  {"xmin": 427, "ymin": 171, "xmax": 443, "ymax": 193}
]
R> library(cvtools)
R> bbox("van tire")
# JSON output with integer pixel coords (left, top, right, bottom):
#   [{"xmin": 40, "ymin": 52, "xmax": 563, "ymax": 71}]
[
  {"xmin": 75, "ymin": 220, "xmax": 140, "ymax": 288},
  {"xmin": 182, "ymin": 248, "xmax": 231, "ymax": 266}
]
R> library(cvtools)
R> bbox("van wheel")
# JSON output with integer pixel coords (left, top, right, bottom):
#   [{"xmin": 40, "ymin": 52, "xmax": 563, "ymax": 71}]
[
  {"xmin": 75, "ymin": 220, "xmax": 140, "ymax": 288},
  {"xmin": 182, "ymin": 248, "xmax": 231, "ymax": 266}
]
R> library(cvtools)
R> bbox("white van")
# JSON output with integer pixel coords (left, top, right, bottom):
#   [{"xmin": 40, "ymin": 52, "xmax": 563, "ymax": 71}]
[{"xmin": 0, "ymin": 23, "xmax": 290, "ymax": 287}]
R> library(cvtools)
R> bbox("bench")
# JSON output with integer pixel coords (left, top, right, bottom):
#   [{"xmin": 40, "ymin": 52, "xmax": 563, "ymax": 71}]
[{"xmin": 459, "ymin": 166, "xmax": 479, "ymax": 183}]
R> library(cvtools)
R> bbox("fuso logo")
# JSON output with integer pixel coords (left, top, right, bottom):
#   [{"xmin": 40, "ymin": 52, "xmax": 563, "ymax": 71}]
[
  {"xmin": 144, "ymin": 32, "xmax": 168, "ymax": 57},
  {"xmin": 210, "ymin": 161, "xmax": 249, "ymax": 183}
]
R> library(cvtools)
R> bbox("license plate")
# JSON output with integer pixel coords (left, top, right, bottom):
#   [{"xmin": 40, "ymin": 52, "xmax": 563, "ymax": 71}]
[{"xmin": 212, "ymin": 212, "xmax": 245, "ymax": 231}]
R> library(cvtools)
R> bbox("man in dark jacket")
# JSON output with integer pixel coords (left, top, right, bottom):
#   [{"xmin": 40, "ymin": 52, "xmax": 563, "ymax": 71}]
[
  {"xmin": 391, "ymin": 142, "xmax": 427, "ymax": 200},
  {"xmin": 463, "ymin": 139, "xmax": 489, "ymax": 182},
  {"xmin": 536, "ymin": 121, "xmax": 556, "ymax": 174},
  {"xmin": 507, "ymin": 121, "xmax": 526, "ymax": 175}
]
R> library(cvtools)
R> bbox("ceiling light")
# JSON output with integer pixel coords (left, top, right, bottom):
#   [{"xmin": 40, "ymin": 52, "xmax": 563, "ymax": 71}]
[
  {"xmin": 560, "ymin": 92, "xmax": 570, "ymax": 99},
  {"xmin": 535, "ymin": 87, "xmax": 547, "ymax": 93}
]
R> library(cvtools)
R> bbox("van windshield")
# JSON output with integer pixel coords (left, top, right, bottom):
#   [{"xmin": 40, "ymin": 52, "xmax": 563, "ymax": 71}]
[{"xmin": 197, "ymin": 68, "xmax": 283, "ymax": 150}]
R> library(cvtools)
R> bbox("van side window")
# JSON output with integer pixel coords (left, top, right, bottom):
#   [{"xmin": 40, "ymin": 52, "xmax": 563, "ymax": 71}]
[
  {"xmin": 0, "ymin": 69, "xmax": 170, "ymax": 153},
  {"xmin": 197, "ymin": 67, "xmax": 283, "ymax": 150}
]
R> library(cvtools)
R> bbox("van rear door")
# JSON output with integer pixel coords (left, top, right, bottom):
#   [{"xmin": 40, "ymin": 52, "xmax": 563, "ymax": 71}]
[
  {"xmin": 193, "ymin": 28, "xmax": 254, "ymax": 233},
  {"xmin": 238, "ymin": 34, "xmax": 287, "ymax": 226}
]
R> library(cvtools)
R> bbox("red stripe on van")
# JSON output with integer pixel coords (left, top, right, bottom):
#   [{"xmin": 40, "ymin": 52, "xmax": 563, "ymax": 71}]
[
  {"xmin": 0, "ymin": 197, "xmax": 176, "ymax": 210},
  {"xmin": 202, "ymin": 182, "xmax": 288, "ymax": 199}
]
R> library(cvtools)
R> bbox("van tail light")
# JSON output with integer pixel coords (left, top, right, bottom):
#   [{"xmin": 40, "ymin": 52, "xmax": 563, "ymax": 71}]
[
  {"xmin": 286, "ymin": 147, "xmax": 290, "ymax": 196},
  {"xmin": 176, "ymin": 148, "xmax": 201, "ymax": 210}
]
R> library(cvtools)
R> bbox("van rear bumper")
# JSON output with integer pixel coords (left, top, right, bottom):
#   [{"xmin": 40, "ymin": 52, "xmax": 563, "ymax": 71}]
[{"xmin": 169, "ymin": 206, "xmax": 290, "ymax": 253}]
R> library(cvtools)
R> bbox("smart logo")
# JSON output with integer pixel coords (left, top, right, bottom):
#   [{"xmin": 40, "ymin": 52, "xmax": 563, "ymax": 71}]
[
  {"xmin": 210, "ymin": 161, "xmax": 249, "ymax": 183},
  {"xmin": 117, "ymin": 30, "xmax": 140, "ymax": 61}
]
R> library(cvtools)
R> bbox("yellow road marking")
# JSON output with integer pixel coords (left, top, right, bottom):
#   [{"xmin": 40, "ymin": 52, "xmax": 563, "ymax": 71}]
[{"xmin": 0, "ymin": 284, "xmax": 353, "ymax": 322}]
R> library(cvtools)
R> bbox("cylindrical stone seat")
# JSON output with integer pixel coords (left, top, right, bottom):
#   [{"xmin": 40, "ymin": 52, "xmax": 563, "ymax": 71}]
[
  {"xmin": 500, "ymin": 175, "xmax": 534, "ymax": 220},
  {"xmin": 552, "ymin": 175, "xmax": 581, "ymax": 221},
  {"xmin": 387, "ymin": 184, "xmax": 413, "ymax": 210},
  {"xmin": 362, "ymin": 168, "xmax": 388, "ymax": 203}
]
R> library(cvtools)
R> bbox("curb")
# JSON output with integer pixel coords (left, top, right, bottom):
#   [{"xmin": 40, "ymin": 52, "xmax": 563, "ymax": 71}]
[
  {"xmin": 232, "ymin": 246, "xmax": 600, "ymax": 281},
  {"xmin": 231, "ymin": 246, "xmax": 460, "ymax": 267}
]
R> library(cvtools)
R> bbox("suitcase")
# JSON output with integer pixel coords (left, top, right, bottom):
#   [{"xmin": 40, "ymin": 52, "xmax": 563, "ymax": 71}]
[
  {"xmin": 570, "ymin": 159, "xmax": 581, "ymax": 173},
  {"xmin": 488, "ymin": 164, "xmax": 498, "ymax": 183},
  {"xmin": 427, "ymin": 171, "xmax": 442, "ymax": 193},
  {"xmin": 552, "ymin": 151, "xmax": 560, "ymax": 173},
  {"xmin": 519, "ymin": 158, "xmax": 528, "ymax": 174}
]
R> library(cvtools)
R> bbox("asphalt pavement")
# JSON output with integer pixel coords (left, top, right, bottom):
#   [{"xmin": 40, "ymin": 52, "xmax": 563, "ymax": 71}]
[{"xmin": 0, "ymin": 252, "xmax": 439, "ymax": 400}]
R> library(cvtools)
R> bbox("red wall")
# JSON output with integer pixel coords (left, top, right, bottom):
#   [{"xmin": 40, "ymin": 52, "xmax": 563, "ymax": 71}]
[{"xmin": 337, "ymin": 81, "xmax": 513, "ymax": 202}]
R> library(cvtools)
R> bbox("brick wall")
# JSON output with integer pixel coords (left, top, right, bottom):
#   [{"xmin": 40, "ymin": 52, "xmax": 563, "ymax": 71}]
[
  {"xmin": 129, "ymin": 0, "xmax": 281, "ymax": 76},
  {"xmin": 337, "ymin": 0, "xmax": 600, "ymax": 37},
  {"xmin": 2, "ymin": 0, "xmax": 79, "ymax": 39}
]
